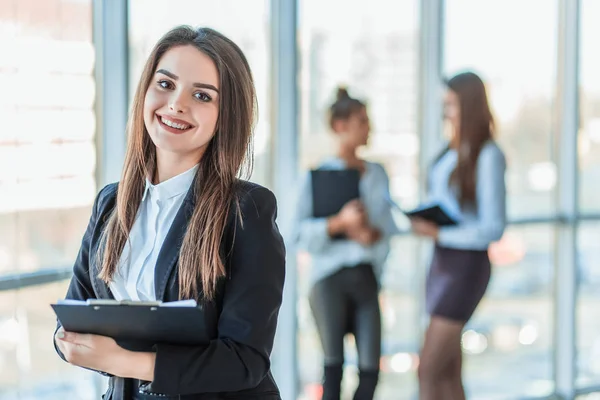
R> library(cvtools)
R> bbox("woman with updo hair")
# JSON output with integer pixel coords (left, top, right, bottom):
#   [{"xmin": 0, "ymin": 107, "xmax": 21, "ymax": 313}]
[{"xmin": 295, "ymin": 87, "xmax": 398, "ymax": 400}]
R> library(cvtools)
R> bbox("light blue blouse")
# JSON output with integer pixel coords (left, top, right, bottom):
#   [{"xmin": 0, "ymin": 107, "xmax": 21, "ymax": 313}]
[
  {"xmin": 428, "ymin": 141, "xmax": 507, "ymax": 250},
  {"xmin": 294, "ymin": 158, "xmax": 399, "ymax": 287}
]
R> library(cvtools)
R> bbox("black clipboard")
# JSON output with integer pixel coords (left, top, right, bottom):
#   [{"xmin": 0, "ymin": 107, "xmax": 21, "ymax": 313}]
[
  {"xmin": 310, "ymin": 169, "xmax": 360, "ymax": 218},
  {"xmin": 51, "ymin": 300, "xmax": 211, "ymax": 352}
]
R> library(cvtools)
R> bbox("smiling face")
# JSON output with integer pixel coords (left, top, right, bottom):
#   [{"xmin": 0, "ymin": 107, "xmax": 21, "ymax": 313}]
[{"xmin": 143, "ymin": 44, "xmax": 220, "ymax": 164}]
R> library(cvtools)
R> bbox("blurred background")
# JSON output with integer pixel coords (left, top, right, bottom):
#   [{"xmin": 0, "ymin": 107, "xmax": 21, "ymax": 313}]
[{"xmin": 0, "ymin": 0, "xmax": 598, "ymax": 399}]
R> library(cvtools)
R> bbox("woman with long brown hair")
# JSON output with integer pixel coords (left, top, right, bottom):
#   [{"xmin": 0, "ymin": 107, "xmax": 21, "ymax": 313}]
[
  {"xmin": 410, "ymin": 72, "xmax": 507, "ymax": 399},
  {"xmin": 53, "ymin": 26, "xmax": 285, "ymax": 399}
]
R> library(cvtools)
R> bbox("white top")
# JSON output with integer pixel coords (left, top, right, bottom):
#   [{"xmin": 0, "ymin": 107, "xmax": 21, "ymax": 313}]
[
  {"xmin": 109, "ymin": 165, "xmax": 198, "ymax": 301},
  {"xmin": 428, "ymin": 141, "xmax": 507, "ymax": 250}
]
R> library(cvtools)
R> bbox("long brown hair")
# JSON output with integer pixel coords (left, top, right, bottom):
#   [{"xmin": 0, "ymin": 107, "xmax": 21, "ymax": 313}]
[
  {"xmin": 446, "ymin": 72, "xmax": 494, "ymax": 205},
  {"xmin": 98, "ymin": 26, "xmax": 256, "ymax": 300}
]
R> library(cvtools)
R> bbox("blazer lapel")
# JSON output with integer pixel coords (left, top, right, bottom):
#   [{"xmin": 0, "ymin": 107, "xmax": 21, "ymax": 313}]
[{"xmin": 154, "ymin": 185, "xmax": 197, "ymax": 301}]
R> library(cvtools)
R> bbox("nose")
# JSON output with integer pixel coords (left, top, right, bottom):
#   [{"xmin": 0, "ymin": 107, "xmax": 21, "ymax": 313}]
[{"xmin": 169, "ymin": 91, "xmax": 188, "ymax": 114}]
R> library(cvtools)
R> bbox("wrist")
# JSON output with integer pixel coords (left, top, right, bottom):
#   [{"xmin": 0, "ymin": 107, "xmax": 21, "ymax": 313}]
[
  {"xmin": 117, "ymin": 350, "xmax": 156, "ymax": 381},
  {"xmin": 327, "ymin": 215, "xmax": 345, "ymax": 236}
]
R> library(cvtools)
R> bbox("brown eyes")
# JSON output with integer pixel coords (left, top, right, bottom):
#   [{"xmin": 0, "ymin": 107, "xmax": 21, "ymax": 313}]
[{"xmin": 156, "ymin": 80, "xmax": 212, "ymax": 103}]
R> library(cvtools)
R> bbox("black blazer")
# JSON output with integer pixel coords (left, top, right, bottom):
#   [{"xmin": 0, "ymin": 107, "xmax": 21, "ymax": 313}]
[{"xmin": 54, "ymin": 180, "xmax": 286, "ymax": 400}]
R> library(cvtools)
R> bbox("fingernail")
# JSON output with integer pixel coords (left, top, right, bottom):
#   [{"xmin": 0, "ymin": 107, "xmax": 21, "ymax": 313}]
[{"xmin": 57, "ymin": 331, "xmax": 65, "ymax": 339}]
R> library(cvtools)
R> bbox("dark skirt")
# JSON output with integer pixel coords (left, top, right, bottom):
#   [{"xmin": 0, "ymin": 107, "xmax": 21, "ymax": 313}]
[{"xmin": 426, "ymin": 245, "xmax": 491, "ymax": 322}]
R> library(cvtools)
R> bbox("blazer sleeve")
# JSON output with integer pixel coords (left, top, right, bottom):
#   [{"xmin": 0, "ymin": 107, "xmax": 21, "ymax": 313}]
[
  {"xmin": 150, "ymin": 187, "xmax": 286, "ymax": 395},
  {"xmin": 53, "ymin": 184, "xmax": 112, "ymax": 377}
]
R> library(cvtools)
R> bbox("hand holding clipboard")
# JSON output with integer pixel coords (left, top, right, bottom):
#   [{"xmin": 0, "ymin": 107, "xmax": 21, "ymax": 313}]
[{"xmin": 52, "ymin": 299, "xmax": 209, "ymax": 352}]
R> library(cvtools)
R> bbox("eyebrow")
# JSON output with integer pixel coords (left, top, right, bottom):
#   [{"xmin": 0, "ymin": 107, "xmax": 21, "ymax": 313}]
[{"xmin": 156, "ymin": 69, "xmax": 220, "ymax": 93}]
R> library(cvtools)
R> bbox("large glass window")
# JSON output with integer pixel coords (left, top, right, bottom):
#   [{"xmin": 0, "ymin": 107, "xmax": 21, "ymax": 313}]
[
  {"xmin": 444, "ymin": 0, "xmax": 557, "ymax": 397},
  {"xmin": 128, "ymin": 0, "xmax": 272, "ymax": 188},
  {"xmin": 298, "ymin": 1, "xmax": 420, "ymax": 398},
  {"xmin": 579, "ymin": 0, "xmax": 600, "ymax": 214},
  {"xmin": 0, "ymin": 1, "xmax": 97, "ymax": 397},
  {"xmin": 577, "ymin": 221, "xmax": 600, "ymax": 387},
  {"xmin": 466, "ymin": 224, "xmax": 554, "ymax": 397},
  {"xmin": 0, "ymin": 281, "xmax": 98, "ymax": 399},
  {"xmin": 0, "ymin": 1, "xmax": 97, "ymax": 269},
  {"xmin": 444, "ymin": 0, "xmax": 558, "ymax": 220}
]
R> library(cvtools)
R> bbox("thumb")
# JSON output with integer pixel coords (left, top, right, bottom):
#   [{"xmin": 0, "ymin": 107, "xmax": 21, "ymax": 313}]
[{"xmin": 57, "ymin": 330, "xmax": 93, "ymax": 347}]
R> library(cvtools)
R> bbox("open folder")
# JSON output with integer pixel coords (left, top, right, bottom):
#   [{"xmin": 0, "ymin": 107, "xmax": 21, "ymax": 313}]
[
  {"xmin": 386, "ymin": 195, "xmax": 458, "ymax": 226},
  {"xmin": 51, "ymin": 299, "xmax": 209, "ymax": 352},
  {"xmin": 403, "ymin": 204, "xmax": 458, "ymax": 226}
]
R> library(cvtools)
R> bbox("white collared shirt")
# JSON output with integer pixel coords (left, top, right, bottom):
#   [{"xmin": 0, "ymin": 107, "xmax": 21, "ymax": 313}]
[{"xmin": 109, "ymin": 165, "xmax": 198, "ymax": 301}]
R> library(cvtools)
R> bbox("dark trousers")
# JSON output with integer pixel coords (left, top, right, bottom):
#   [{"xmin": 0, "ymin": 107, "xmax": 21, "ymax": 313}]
[{"xmin": 309, "ymin": 264, "xmax": 381, "ymax": 400}]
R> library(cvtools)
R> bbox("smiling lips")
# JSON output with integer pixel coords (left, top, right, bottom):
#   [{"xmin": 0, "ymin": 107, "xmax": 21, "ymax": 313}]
[{"xmin": 157, "ymin": 114, "xmax": 193, "ymax": 134}]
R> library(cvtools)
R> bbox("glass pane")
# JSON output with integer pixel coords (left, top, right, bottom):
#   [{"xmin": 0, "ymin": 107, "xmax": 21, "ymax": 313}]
[
  {"xmin": 0, "ymin": 0, "xmax": 96, "ymax": 275},
  {"xmin": 444, "ymin": 0, "xmax": 558, "ymax": 219},
  {"xmin": 127, "ymin": 0, "xmax": 272, "ymax": 188},
  {"xmin": 464, "ymin": 224, "xmax": 554, "ymax": 398},
  {"xmin": 0, "ymin": 281, "xmax": 99, "ymax": 400},
  {"xmin": 579, "ymin": 0, "xmax": 600, "ymax": 213},
  {"xmin": 577, "ymin": 221, "xmax": 600, "ymax": 387},
  {"xmin": 377, "ymin": 236, "xmax": 420, "ymax": 399},
  {"xmin": 298, "ymin": 0, "xmax": 420, "ymax": 398},
  {"xmin": 298, "ymin": 0, "xmax": 420, "ymax": 210}
]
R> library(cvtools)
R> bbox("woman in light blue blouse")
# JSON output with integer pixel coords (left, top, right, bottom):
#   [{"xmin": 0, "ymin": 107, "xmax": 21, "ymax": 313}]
[
  {"xmin": 295, "ymin": 88, "xmax": 398, "ymax": 400},
  {"xmin": 410, "ymin": 72, "xmax": 507, "ymax": 400}
]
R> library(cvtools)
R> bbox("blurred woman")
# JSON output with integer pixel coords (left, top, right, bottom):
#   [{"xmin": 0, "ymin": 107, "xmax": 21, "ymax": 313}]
[
  {"xmin": 295, "ymin": 87, "xmax": 398, "ymax": 400},
  {"xmin": 411, "ymin": 72, "xmax": 507, "ymax": 400}
]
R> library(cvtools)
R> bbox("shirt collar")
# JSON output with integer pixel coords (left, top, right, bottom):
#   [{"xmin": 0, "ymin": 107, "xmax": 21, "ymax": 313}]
[{"xmin": 142, "ymin": 164, "xmax": 199, "ymax": 202}]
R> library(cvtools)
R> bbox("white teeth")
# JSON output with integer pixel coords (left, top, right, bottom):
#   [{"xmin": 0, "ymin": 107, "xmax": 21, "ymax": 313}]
[{"xmin": 161, "ymin": 116, "xmax": 190, "ymax": 130}]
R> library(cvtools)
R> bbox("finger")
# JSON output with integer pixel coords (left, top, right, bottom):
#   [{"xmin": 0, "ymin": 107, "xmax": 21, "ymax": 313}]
[
  {"xmin": 57, "ymin": 330, "xmax": 94, "ymax": 347},
  {"xmin": 345, "ymin": 199, "xmax": 358, "ymax": 208},
  {"xmin": 55, "ymin": 335, "xmax": 67, "ymax": 353},
  {"xmin": 350, "ymin": 199, "xmax": 361, "ymax": 205}
]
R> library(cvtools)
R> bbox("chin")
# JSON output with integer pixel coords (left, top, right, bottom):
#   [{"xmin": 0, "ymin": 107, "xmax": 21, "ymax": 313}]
[{"xmin": 152, "ymin": 140, "xmax": 189, "ymax": 155}]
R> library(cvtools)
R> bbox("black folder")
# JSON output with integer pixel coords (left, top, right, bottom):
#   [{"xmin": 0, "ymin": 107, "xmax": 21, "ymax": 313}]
[
  {"xmin": 310, "ymin": 169, "xmax": 360, "ymax": 218},
  {"xmin": 386, "ymin": 195, "xmax": 458, "ymax": 226},
  {"xmin": 403, "ymin": 204, "xmax": 458, "ymax": 226},
  {"xmin": 51, "ymin": 299, "xmax": 210, "ymax": 352}
]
